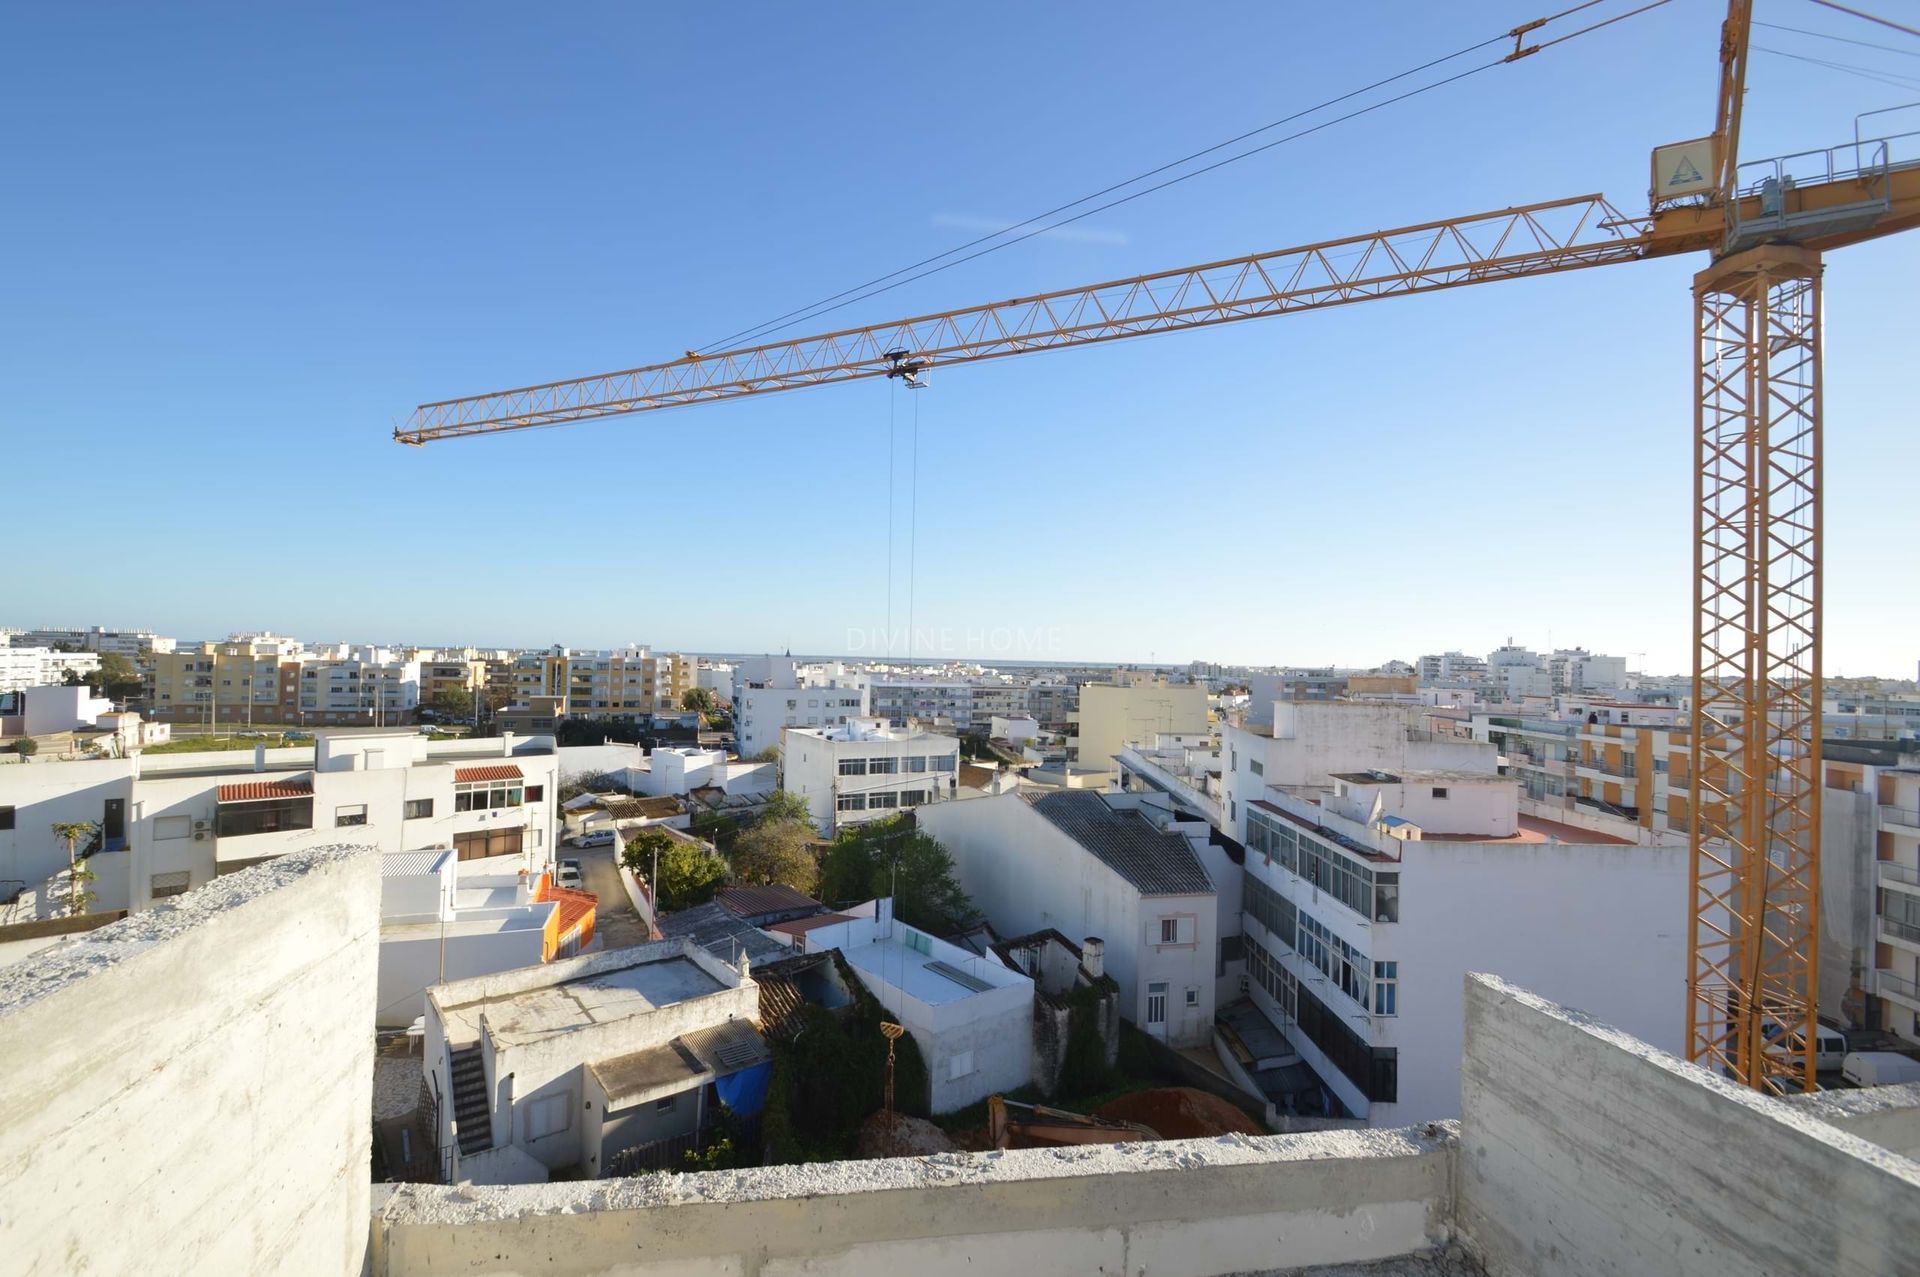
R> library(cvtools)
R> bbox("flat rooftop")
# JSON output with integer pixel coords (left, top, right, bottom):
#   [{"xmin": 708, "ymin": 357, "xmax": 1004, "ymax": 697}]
[
  {"xmin": 440, "ymin": 956, "xmax": 722, "ymax": 1047},
  {"xmin": 840, "ymin": 937, "xmax": 1017, "ymax": 1007},
  {"xmin": 1330, "ymin": 769, "xmax": 1500, "ymax": 785},
  {"xmin": 1421, "ymin": 813, "xmax": 1631, "ymax": 846}
]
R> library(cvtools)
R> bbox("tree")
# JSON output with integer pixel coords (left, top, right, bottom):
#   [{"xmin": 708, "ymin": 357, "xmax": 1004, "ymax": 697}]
[
  {"xmin": 623, "ymin": 829, "xmax": 725, "ymax": 911},
  {"xmin": 60, "ymin": 668, "xmax": 84, "ymax": 687},
  {"xmin": 729, "ymin": 819, "xmax": 819, "ymax": 895},
  {"xmin": 429, "ymin": 686, "xmax": 474, "ymax": 721},
  {"xmin": 85, "ymin": 652, "xmax": 144, "ymax": 701},
  {"xmin": 819, "ymin": 817, "xmax": 975, "ymax": 935},
  {"xmin": 51, "ymin": 820, "xmax": 98, "ymax": 917},
  {"xmin": 757, "ymin": 788, "xmax": 813, "ymax": 828},
  {"xmin": 13, "ymin": 738, "xmax": 37, "ymax": 758},
  {"xmin": 680, "ymin": 687, "xmax": 718, "ymax": 716}
]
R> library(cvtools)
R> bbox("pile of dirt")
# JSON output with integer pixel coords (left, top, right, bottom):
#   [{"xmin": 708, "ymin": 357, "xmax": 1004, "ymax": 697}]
[
  {"xmin": 854, "ymin": 1110, "xmax": 958, "ymax": 1158},
  {"xmin": 1094, "ymin": 1087, "xmax": 1265, "ymax": 1139}
]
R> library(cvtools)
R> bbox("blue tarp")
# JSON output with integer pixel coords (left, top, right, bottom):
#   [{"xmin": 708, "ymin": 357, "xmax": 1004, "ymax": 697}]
[{"xmin": 714, "ymin": 1061, "xmax": 772, "ymax": 1117}]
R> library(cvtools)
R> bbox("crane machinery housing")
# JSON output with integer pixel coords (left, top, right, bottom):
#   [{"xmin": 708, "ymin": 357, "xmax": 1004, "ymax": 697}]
[{"xmin": 393, "ymin": 1, "xmax": 1920, "ymax": 1094}]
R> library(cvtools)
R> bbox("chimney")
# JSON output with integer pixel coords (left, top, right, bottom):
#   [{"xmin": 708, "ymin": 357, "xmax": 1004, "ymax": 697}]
[
  {"xmin": 502, "ymin": 731, "xmax": 517, "ymax": 757},
  {"xmin": 253, "ymin": 743, "xmax": 266, "ymax": 773},
  {"xmin": 1082, "ymin": 936, "xmax": 1105, "ymax": 979}
]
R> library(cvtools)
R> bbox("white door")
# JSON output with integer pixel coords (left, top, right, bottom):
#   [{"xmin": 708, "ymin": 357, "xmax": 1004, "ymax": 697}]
[{"xmin": 1146, "ymin": 981, "xmax": 1169, "ymax": 1040}]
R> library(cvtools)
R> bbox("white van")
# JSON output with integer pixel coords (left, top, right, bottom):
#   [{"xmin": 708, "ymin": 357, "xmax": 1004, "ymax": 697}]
[
  {"xmin": 1842, "ymin": 1051, "xmax": 1920, "ymax": 1088},
  {"xmin": 1760, "ymin": 1020, "xmax": 1849, "ymax": 1072}
]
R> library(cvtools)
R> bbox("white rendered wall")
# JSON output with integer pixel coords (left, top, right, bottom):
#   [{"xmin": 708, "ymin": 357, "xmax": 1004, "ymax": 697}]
[
  {"xmin": 919, "ymin": 795, "xmax": 1217, "ymax": 1047},
  {"xmin": 0, "ymin": 844, "xmax": 380, "ymax": 1277}
]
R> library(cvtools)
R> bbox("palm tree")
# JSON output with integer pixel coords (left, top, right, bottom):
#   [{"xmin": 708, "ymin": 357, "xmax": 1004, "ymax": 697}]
[{"xmin": 51, "ymin": 821, "xmax": 98, "ymax": 917}]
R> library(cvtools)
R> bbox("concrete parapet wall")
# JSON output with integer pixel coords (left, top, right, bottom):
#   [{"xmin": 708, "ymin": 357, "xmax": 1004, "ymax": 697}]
[
  {"xmin": 1783, "ymin": 1080, "xmax": 1920, "ymax": 1160},
  {"xmin": 1456, "ymin": 972, "xmax": 1920, "ymax": 1277},
  {"xmin": 0, "ymin": 843, "xmax": 381, "ymax": 1277},
  {"xmin": 373, "ymin": 1126, "xmax": 1456, "ymax": 1277}
]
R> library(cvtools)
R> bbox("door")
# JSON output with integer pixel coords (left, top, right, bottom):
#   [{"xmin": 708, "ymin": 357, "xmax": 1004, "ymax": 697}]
[
  {"xmin": 102, "ymin": 798, "xmax": 127, "ymax": 851},
  {"xmin": 1145, "ymin": 981, "xmax": 1169, "ymax": 1040}
]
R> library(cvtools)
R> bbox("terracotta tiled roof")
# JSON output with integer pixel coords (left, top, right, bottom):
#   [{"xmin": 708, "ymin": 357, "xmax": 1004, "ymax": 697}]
[
  {"xmin": 604, "ymin": 795, "xmax": 682, "ymax": 820},
  {"xmin": 546, "ymin": 885, "xmax": 597, "ymax": 938},
  {"xmin": 755, "ymin": 973, "xmax": 807, "ymax": 1041},
  {"xmin": 454, "ymin": 764, "xmax": 524, "ymax": 783},
  {"xmin": 216, "ymin": 780, "xmax": 312, "ymax": 802}
]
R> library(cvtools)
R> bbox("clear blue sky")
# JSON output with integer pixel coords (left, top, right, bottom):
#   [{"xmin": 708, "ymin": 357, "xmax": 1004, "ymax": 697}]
[{"xmin": 5, "ymin": 2, "xmax": 1916, "ymax": 674}]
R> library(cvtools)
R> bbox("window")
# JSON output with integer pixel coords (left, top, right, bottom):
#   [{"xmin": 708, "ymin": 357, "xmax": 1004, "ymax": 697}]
[
  {"xmin": 525, "ymin": 784, "xmax": 544, "ymax": 802},
  {"xmin": 837, "ymin": 794, "xmax": 867, "ymax": 812},
  {"xmin": 1373, "ymin": 873, "xmax": 1400, "ymax": 924},
  {"xmin": 335, "ymin": 804, "xmax": 368, "ymax": 827},
  {"xmin": 906, "ymin": 755, "xmax": 927, "ymax": 773},
  {"xmin": 1160, "ymin": 918, "xmax": 1179, "ymax": 944},
  {"xmin": 900, "ymin": 790, "xmax": 928, "ymax": 806},
  {"xmin": 1250, "ymin": 759, "xmax": 1264, "ymax": 777},
  {"xmin": 1374, "ymin": 961, "xmax": 1398, "ymax": 1016},
  {"xmin": 1185, "ymin": 987, "xmax": 1200, "ymax": 1008},
  {"xmin": 215, "ymin": 797, "xmax": 313, "ymax": 838},
  {"xmin": 869, "ymin": 792, "xmax": 899, "ymax": 810},
  {"xmin": 655, "ymin": 1095, "xmax": 677, "ymax": 1113},
  {"xmin": 838, "ymin": 758, "xmax": 868, "ymax": 776},
  {"xmin": 526, "ymin": 1092, "xmax": 571, "ymax": 1141},
  {"xmin": 869, "ymin": 757, "xmax": 898, "ymax": 774},
  {"xmin": 154, "ymin": 815, "xmax": 190, "ymax": 841},
  {"xmin": 1432, "ymin": 787, "xmax": 1448, "ymax": 799},
  {"xmin": 1146, "ymin": 981, "xmax": 1168, "ymax": 1025},
  {"xmin": 454, "ymin": 779, "xmax": 523, "ymax": 811},
  {"xmin": 150, "ymin": 871, "xmax": 191, "ymax": 899},
  {"xmin": 948, "ymin": 1050, "xmax": 975, "ymax": 1081},
  {"xmin": 454, "ymin": 827, "xmax": 524, "ymax": 861}
]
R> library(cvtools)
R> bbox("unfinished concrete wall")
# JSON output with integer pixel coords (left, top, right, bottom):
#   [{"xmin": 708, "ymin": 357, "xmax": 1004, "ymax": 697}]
[
  {"xmin": 1784, "ymin": 1081, "xmax": 1920, "ymax": 1159},
  {"xmin": 0, "ymin": 844, "xmax": 380, "ymax": 1277},
  {"xmin": 374, "ymin": 1126, "xmax": 1455, "ymax": 1277},
  {"xmin": 1456, "ymin": 973, "xmax": 1920, "ymax": 1277}
]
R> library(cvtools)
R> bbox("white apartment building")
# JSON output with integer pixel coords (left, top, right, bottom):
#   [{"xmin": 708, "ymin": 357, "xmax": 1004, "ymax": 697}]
[
  {"xmin": 919, "ymin": 789, "xmax": 1221, "ymax": 1048},
  {"xmin": 1415, "ymin": 651, "xmax": 1489, "ymax": 685},
  {"xmin": 731, "ymin": 657, "xmax": 870, "ymax": 760},
  {"xmin": 11, "ymin": 627, "xmax": 175, "ymax": 659},
  {"xmin": 0, "ymin": 731, "xmax": 559, "ymax": 917},
  {"xmin": 870, "ymin": 678, "xmax": 976, "ymax": 731},
  {"xmin": 1220, "ymin": 701, "xmax": 1686, "ymax": 1125},
  {"xmin": 791, "ymin": 899, "xmax": 1035, "ymax": 1113},
  {"xmin": 780, "ymin": 719, "xmax": 961, "ymax": 835},
  {"xmin": 299, "ymin": 646, "xmax": 423, "ymax": 725},
  {"xmin": 1546, "ymin": 648, "xmax": 1627, "ymax": 695},
  {"xmin": 0, "ymin": 647, "xmax": 102, "ymax": 695}
]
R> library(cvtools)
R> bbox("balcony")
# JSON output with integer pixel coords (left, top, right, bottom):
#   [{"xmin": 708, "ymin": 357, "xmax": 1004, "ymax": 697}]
[
  {"xmin": 1883, "ymin": 806, "xmax": 1920, "ymax": 835},
  {"xmin": 1876, "ymin": 967, "xmax": 1920, "ymax": 1012},
  {"xmin": 1881, "ymin": 915, "xmax": 1920, "ymax": 952},
  {"xmin": 1880, "ymin": 860, "xmax": 1920, "ymax": 895}
]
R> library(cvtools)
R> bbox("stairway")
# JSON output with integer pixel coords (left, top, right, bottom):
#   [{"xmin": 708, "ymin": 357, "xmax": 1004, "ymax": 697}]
[{"xmin": 448, "ymin": 1045, "xmax": 493, "ymax": 1156}]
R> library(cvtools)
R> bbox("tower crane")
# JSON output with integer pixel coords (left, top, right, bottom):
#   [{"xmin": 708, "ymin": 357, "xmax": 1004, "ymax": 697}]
[{"xmin": 393, "ymin": 1, "xmax": 1920, "ymax": 1094}]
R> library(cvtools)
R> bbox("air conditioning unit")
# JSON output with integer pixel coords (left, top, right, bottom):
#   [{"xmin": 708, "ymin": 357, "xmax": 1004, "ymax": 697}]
[
  {"xmin": 192, "ymin": 820, "xmax": 209, "ymax": 833},
  {"xmin": 193, "ymin": 831, "xmax": 209, "ymax": 842}
]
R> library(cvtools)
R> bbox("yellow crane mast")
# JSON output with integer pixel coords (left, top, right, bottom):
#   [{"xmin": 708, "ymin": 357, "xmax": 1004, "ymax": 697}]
[{"xmin": 394, "ymin": 2, "xmax": 1920, "ymax": 1092}]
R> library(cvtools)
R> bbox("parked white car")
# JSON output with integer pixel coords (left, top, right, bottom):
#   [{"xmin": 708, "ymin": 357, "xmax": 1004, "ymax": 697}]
[{"xmin": 572, "ymin": 828, "xmax": 617, "ymax": 849}]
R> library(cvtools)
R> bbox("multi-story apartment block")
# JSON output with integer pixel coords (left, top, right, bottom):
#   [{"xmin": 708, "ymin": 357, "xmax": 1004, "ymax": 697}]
[
  {"xmin": 731, "ymin": 657, "xmax": 870, "ymax": 760},
  {"xmin": 422, "ymin": 655, "xmax": 488, "ymax": 717},
  {"xmin": 511, "ymin": 645, "xmax": 693, "ymax": 721},
  {"xmin": 146, "ymin": 632, "xmax": 306, "ymax": 725},
  {"xmin": 779, "ymin": 718, "xmax": 961, "ymax": 834},
  {"xmin": 1415, "ymin": 651, "xmax": 1489, "ymax": 685},
  {"xmin": 1468, "ymin": 699, "xmax": 1691, "ymax": 837},
  {"xmin": 1837, "ymin": 756, "xmax": 1920, "ymax": 1045},
  {"xmin": 0, "ymin": 647, "xmax": 102, "ymax": 695},
  {"xmin": 0, "ymin": 730, "xmax": 560, "ymax": 916},
  {"xmin": 1026, "ymin": 682, "xmax": 1079, "ymax": 734},
  {"xmin": 1219, "ymin": 700, "xmax": 1685, "ymax": 1124},
  {"xmin": 297, "ymin": 646, "xmax": 422, "ymax": 726},
  {"xmin": 870, "ymin": 678, "xmax": 975, "ymax": 730},
  {"xmin": 11, "ymin": 627, "xmax": 175, "ymax": 659},
  {"xmin": 1067, "ymin": 671, "xmax": 1209, "ymax": 766},
  {"xmin": 967, "ymin": 683, "xmax": 1028, "ymax": 734}
]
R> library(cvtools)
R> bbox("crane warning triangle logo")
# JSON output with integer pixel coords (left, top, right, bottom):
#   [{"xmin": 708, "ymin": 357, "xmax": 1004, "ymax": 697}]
[{"xmin": 1670, "ymin": 155, "xmax": 1705, "ymax": 187}]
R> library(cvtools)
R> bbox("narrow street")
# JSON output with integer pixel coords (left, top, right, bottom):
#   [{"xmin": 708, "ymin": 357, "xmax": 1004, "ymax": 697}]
[{"xmin": 572, "ymin": 844, "xmax": 653, "ymax": 950}]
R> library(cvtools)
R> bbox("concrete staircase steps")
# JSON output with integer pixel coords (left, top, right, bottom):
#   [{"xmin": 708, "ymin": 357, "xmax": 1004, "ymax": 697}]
[{"xmin": 448, "ymin": 1045, "xmax": 492, "ymax": 1156}]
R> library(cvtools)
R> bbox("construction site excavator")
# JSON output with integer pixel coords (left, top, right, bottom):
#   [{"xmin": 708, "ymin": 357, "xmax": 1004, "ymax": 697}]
[{"xmin": 393, "ymin": 1, "xmax": 1920, "ymax": 1093}]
